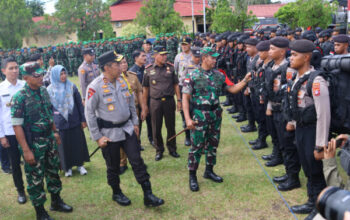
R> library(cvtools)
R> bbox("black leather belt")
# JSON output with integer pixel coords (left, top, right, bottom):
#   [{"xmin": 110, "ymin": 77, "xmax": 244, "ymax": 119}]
[
  {"xmin": 193, "ymin": 104, "xmax": 219, "ymax": 111},
  {"xmin": 97, "ymin": 117, "xmax": 130, "ymax": 129},
  {"xmin": 152, "ymin": 96, "xmax": 173, "ymax": 101}
]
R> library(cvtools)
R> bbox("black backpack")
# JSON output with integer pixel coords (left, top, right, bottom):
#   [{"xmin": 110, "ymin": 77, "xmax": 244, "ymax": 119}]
[{"xmin": 306, "ymin": 54, "xmax": 350, "ymax": 135}]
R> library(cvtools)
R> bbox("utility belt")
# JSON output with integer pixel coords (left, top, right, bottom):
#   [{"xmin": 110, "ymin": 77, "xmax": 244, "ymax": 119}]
[
  {"xmin": 193, "ymin": 103, "xmax": 219, "ymax": 111},
  {"xmin": 23, "ymin": 126, "xmax": 52, "ymax": 146},
  {"xmin": 97, "ymin": 116, "xmax": 131, "ymax": 129},
  {"xmin": 152, "ymin": 96, "xmax": 173, "ymax": 102}
]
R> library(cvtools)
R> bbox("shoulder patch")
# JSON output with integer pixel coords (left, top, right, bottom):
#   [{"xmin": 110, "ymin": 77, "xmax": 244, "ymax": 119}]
[
  {"xmin": 88, "ymin": 88, "xmax": 96, "ymax": 100},
  {"xmin": 80, "ymin": 69, "xmax": 85, "ymax": 74},
  {"xmin": 312, "ymin": 82, "xmax": 321, "ymax": 97}
]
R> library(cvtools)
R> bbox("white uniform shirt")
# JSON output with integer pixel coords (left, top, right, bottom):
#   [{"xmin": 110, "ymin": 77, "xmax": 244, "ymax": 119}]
[{"xmin": 0, "ymin": 79, "xmax": 25, "ymax": 138}]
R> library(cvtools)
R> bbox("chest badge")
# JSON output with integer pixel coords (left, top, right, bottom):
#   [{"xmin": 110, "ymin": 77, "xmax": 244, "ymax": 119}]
[
  {"xmin": 107, "ymin": 104, "xmax": 115, "ymax": 111},
  {"xmin": 102, "ymin": 85, "xmax": 108, "ymax": 89},
  {"xmin": 150, "ymin": 70, "xmax": 156, "ymax": 75},
  {"xmin": 6, "ymin": 102, "xmax": 11, "ymax": 107},
  {"xmin": 104, "ymin": 89, "xmax": 110, "ymax": 93},
  {"xmin": 152, "ymin": 80, "xmax": 157, "ymax": 85}
]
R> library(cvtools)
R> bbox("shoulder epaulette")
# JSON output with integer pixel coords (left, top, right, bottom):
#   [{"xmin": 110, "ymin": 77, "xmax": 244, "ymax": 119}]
[
  {"xmin": 145, "ymin": 64, "xmax": 152, "ymax": 69},
  {"xmin": 127, "ymin": 71, "xmax": 137, "ymax": 75}
]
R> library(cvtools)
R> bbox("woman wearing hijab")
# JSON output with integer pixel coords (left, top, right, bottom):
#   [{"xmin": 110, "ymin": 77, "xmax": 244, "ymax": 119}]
[{"xmin": 47, "ymin": 65, "xmax": 90, "ymax": 177}]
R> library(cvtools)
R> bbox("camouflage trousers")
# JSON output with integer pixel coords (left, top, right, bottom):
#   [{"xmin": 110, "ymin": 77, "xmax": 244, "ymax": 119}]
[
  {"xmin": 21, "ymin": 135, "xmax": 62, "ymax": 207},
  {"xmin": 188, "ymin": 108, "xmax": 222, "ymax": 171},
  {"xmin": 68, "ymin": 58, "xmax": 78, "ymax": 75}
]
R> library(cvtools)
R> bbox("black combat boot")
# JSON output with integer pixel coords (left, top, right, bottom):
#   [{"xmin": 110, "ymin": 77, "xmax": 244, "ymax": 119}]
[
  {"xmin": 189, "ymin": 170, "xmax": 199, "ymax": 192},
  {"xmin": 278, "ymin": 173, "xmax": 301, "ymax": 191},
  {"xmin": 252, "ymin": 136, "xmax": 268, "ymax": 150},
  {"xmin": 141, "ymin": 181, "xmax": 164, "ymax": 207},
  {"xmin": 35, "ymin": 205, "xmax": 54, "ymax": 220},
  {"xmin": 203, "ymin": 165, "xmax": 223, "ymax": 183},
  {"xmin": 236, "ymin": 114, "xmax": 247, "ymax": 122},
  {"xmin": 50, "ymin": 193, "xmax": 73, "ymax": 212},
  {"xmin": 184, "ymin": 130, "xmax": 191, "ymax": 146},
  {"xmin": 111, "ymin": 185, "xmax": 131, "ymax": 206},
  {"xmin": 273, "ymin": 174, "xmax": 288, "ymax": 183},
  {"xmin": 261, "ymin": 153, "xmax": 274, "ymax": 161},
  {"xmin": 291, "ymin": 200, "xmax": 314, "ymax": 214}
]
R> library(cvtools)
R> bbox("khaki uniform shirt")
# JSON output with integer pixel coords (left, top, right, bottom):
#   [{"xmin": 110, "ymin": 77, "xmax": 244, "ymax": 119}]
[
  {"xmin": 143, "ymin": 63, "xmax": 179, "ymax": 99},
  {"xmin": 290, "ymin": 69, "xmax": 330, "ymax": 147},
  {"xmin": 78, "ymin": 61, "xmax": 100, "ymax": 98},
  {"xmin": 182, "ymin": 60, "xmax": 200, "ymax": 84},
  {"xmin": 122, "ymin": 71, "xmax": 142, "ymax": 107},
  {"xmin": 85, "ymin": 74, "xmax": 138, "ymax": 142},
  {"xmin": 174, "ymin": 52, "xmax": 192, "ymax": 86}
]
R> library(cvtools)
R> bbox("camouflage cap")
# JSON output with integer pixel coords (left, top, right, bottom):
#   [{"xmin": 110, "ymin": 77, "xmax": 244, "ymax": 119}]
[
  {"xmin": 200, "ymin": 47, "xmax": 220, "ymax": 57},
  {"xmin": 20, "ymin": 62, "xmax": 45, "ymax": 77}
]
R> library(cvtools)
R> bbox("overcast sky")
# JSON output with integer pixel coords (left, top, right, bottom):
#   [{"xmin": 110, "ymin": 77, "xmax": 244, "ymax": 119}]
[{"xmin": 43, "ymin": 0, "xmax": 297, "ymax": 15}]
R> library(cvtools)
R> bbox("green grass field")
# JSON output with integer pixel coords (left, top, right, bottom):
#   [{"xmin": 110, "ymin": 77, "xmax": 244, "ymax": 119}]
[{"xmin": 0, "ymin": 76, "xmax": 315, "ymax": 220}]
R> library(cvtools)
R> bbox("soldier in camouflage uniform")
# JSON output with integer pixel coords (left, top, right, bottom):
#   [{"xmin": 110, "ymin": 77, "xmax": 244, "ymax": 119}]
[
  {"xmin": 15, "ymin": 49, "xmax": 25, "ymax": 66},
  {"xmin": 11, "ymin": 62, "xmax": 73, "ymax": 219},
  {"xmin": 66, "ymin": 42, "xmax": 76, "ymax": 76},
  {"xmin": 42, "ymin": 47, "xmax": 49, "ymax": 69},
  {"xmin": 182, "ymin": 47, "xmax": 251, "ymax": 192}
]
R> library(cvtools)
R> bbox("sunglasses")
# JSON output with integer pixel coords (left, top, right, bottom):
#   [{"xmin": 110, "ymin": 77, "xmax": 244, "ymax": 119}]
[{"xmin": 31, "ymin": 73, "xmax": 44, "ymax": 78}]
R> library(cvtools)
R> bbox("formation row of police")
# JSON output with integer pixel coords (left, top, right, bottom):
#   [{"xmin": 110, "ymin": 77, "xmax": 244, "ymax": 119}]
[{"xmin": 0, "ymin": 25, "xmax": 348, "ymax": 220}]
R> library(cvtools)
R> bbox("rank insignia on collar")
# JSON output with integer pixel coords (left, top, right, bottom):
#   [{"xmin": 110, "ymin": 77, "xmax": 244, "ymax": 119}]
[{"xmin": 150, "ymin": 70, "xmax": 156, "ymax": 75}]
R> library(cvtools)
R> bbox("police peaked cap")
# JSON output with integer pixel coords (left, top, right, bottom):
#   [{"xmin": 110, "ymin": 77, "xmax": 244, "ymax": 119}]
[
  {"xmin": 290, "ymin": 40, "xmax": 316, "ymax": 53},
  {"xmin": 82, "ymin": 48, "xmax": 95, "ymax": 55},
  {"xmin": 270, "ymin": 37, "xmax": 289, "ymax": 48},
  {"xmin": 98, "ymin": 51, "xmax": 123, "ymax": 67}
]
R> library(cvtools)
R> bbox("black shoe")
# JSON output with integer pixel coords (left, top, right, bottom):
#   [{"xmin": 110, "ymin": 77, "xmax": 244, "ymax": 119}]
[
  {"xmin": 261, "ymin": 154, "xmax": 273, "ymax": 161},
  {"xmin": 231, "ymin": 114, "xmax": 240, "ymax": 119},
  {"xmin": 227, "ymin": 107, "xmax": 238, "ymax": 114},
  {"xmin": 249, "ymin": 139, "xmax": 258, "ymax": 145},
  {"xmin": 50, "ymin": 193, "xmax": 73, "ymax": 212},
  {"xmin": 119, "ymin": 166, "xmax": 128, "ymax": 175},
  {"xmin": 277, "ymin": 174, "xmax": 301, "ymax": 191},
  {"xmin": 273, "ymin": 174, "xmax": 288, "ymax": 183},
  {"xmin": 304, "ymin": 208, "xmax": 318, "ymax": 220},
  {"xmin": 140, "ymin": 146, "xmax": 145, "ymax": 151},
  {"xmin": 112, "ymin": 192, "xmax": 131, "ymax": 206},
  {"xmin": 155, "ymin": 153, "xmax": 163, "ymax": 161},
  {"xmin": 189, "ymin": 171, "xmax": 199, "ymax": 192},
  {"xmin": 291, "ymin": 201, "xmax": 314, "ymax": 214},
  {"xmin": 35, "ymin": 205, "xmax": 54, "ymax": 220},
  {"xmin": 236, "ymin": 115, "xmax": 247, "ymax": 123},
  {"xmin": 149, "ymin": 140, "xmax": 154, "ymax": 146},
  {"xmin": 265, "ymin": 158, "xmax": 283, "ymax": 167},
  {"xmin": 169, "ymin": 151, "xmax": 180, "ymax": 158},
  {"xmin": 241, "ymin": 125, "xmax": 257, "ymax": 133},
  {"xmin": 141, "ymin": 181, "xmax": 164, "ymax": 207},
  {"xmin": 17, "ymin": 191, "xmax": 27, "ymax": 204},
  {"xmin": 184, "ymin": 138, "xmax": 191, "ymax": 146},
  {"xmin": 203, "ymin": 165, "xmax": 223, "ymax": 183},
  {"xmin": 252, "ymin": 141, "xmax": 268, "ymax": 150},
  {"xmin": 222, "ymin": 100, "xmax": 232, "ymax": 106}
]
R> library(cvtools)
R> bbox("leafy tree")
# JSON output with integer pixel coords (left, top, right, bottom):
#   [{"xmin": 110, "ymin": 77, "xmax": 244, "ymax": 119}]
[
  {"xmin": 274, "ymin": 2, "xmax": 299, "ymax": 29},
  {"xmin": 210, "ymin": 0, "xmax": 236, "ymax": 32},
  {"xmin": 247, "ymin": 0, "xmax": 272, "ymax": 4},
  {"xmin": 275, "ymin": 0, "xmax": 337, "ymax": 29},
  {"xmin": 26, "ymin": 0, "xmax": 44, "ymax": 17},
  {"xmin": 120, "ymin": 22, "xmax": 147, "ymax": 37},
  {"xmin": 0, "ymin": 0, "xmax": 32, "ymax": 48},
  {"xmin": 136, "ymin": 0, "xmax": 184, "ymax": 35},
  {"xmin": 54, "ymin": 0, "xmax": 114, "ymax": 41},
  {"xmin": 210, "ymin": 0, "xmax": 258, "ymax": 32},
  {"xmin": 297, "ymin": 0, "xmax": 337, "ymax": 29}
]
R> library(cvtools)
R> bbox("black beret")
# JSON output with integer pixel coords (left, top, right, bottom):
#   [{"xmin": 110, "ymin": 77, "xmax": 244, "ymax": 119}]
[
  {"xmin": 244, "ymin": 38, "xmax": 259, "ymax": 46},
  {"xmin": 82, "ymin": 48, "xmax": 95, "ymax": 55},
  {"xmin": 270, "ymin": 28, "xmax": 277, "ymax": 33},
  {"xmin": 210, "ymin": 34, "xmax": 216, "ymax": 39},
  {"xmin": 215, "ymin": 35, "xmax": 222, "ymax": 42},
  {"xmin": 319, "ymin": 30, "xmax": 332, "ymax": 38},
  {"xmin": 191, "ymin": 47, "xmax": 201, "ymax": 57},
  {"xmin": 270, "ymin": 37, "xmax": 289, "ymax": 48},
  {"xmin": 256, "ymin": 41, "xmax": 270, "ymax": 51},
  {"xmin": 333, "ymin": 34, "xmax": 350, "ymax": 43},
  {"xmin": 301, "ymin": 30, "xmax": 317, "ymax": 42},
  {"xmin": 29, "ymin": 53, "xmax": 42, "ymax": 61},
  {"xmin": 153, "ymin": 45, "xmax": 168, "ymax": 54},
  {"xmin": 98, "ymin": 51, "xmax": 123, "ymax": 67},
  {"xmin": 290, "ymin": 40, "xmax": 316, "ymax": 53}
]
